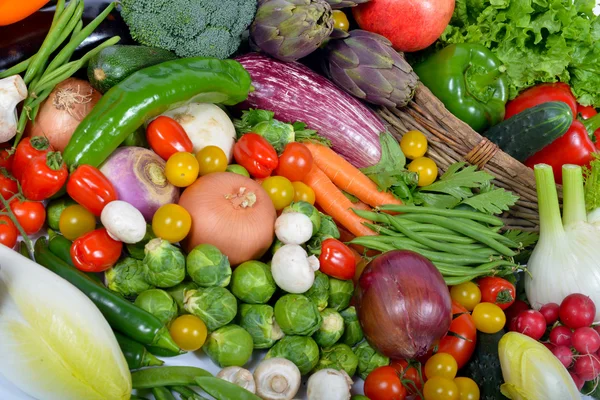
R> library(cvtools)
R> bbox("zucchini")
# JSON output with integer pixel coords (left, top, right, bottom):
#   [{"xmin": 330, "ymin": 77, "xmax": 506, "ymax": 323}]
[
  {"xmin": 483, "ymin": 101, "xmax": 572, "ymax": 162},
  {"xmin": 87, "ymin": 45, "xmax": 177, "ymax": 93},
  {"xmin": 463, "ymin": 329, "xmax": 509, "ymax": 400}
]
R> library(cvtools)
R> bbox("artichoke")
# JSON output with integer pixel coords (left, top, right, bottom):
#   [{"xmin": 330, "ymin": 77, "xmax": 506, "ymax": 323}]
[
  {"xmin": 251, "ymin": 0, "xmax": 334, "ymax": 62},
  {"xmin": 324, "ymin": 0, "xmax": 370, "ymax": 8},
  {"xmin": 324, "ymin": 30, "xmax": 419, "ymax": 108}
]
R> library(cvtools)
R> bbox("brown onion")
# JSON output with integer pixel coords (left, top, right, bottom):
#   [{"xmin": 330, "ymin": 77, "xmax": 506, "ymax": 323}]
[
  {"xmin": 179, "ymin": 172, "xmax": 276, "ymax": 266},
  {"xmin": 27, "ymin": 78, "xmax": 101, "ymax": 152},
  {"xmin": 355, "ymin": 250, "xmax": 452, "ymax": 359}
]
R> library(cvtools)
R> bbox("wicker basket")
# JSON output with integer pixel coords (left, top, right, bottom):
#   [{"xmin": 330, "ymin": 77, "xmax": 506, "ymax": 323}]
[{"xmin": 376, "ymin": 83, "xmax": 561, "ymax": 232}]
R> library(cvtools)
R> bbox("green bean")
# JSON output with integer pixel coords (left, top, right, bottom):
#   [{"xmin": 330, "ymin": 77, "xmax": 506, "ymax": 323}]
[
  {"xmin": 353, "ymin": 208, "xmax": 388, "ymax": 222},
  {"xmin": 131, "ymin": 366, "xmax": 212, "ymax": 389},
  {"xmin": 421, "ymin": 232, "xmax": 476, "ymax": 244},
  {"xmin": 0, "ymin": 59, "xmax": 30, "ymax": 78},
  {"xmin": 195, "ymin": 377, "xmax": 261, "ymax": 400},
  {"xmin": 444, "ymin": 275, "xmax": 481, "ymax": 285},
  {"xmin": 433, "ymin": 263, "xmax": 487, "ymax": 277},
  {"xmin": 51, "ymin": 0, "xmax": 66, "ymax": 29},
  {"xmin": 349, "ymin": 238, "xmax": 395, "ymax": 253},
  {"xmin": 370, "ymin": 235, "xmax": 430, "ymax": 250},
  {"xmin": 171, "ymin": 386, "xmax": 207, "ymax": 400},
  {"xmin": 71, "ymin": 20, "xmax": 83, "ymax": 40},
  {"xmin": 379, "ymin": 204, "xmax": 504, "ymax": 226},
  {"xmin": 152, "ymin": 387, "xmax": 176, "ymax": 400}
]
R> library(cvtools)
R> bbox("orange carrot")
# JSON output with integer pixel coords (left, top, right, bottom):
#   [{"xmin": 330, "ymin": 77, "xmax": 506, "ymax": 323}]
[
  {"xmin": 304, "ymin": 143, "xmax": 402, "ymax": 208},
  {"xmin": 303, "ymin": 164, "xmax": 375, "ymax": 237}
]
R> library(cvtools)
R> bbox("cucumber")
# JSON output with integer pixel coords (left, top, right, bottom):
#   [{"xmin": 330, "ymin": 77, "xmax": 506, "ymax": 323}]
[
  {"xmin": 463, "ymin": 329, "xmax": 508, "ymax": 400},
  {"xmin": 87, "ymin": 45, "xmax": 177, "ymax": 93},
  {"xmin": 483, "ymin": 101, "xmax": 573, "ymax": 162}
]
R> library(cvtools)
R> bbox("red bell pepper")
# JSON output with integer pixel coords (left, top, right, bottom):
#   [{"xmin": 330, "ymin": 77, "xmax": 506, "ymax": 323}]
[
  {"xmin": 233, "ymin": 133, "xmax": 279, "ymax": 179},
  {"xmin": 578, "ymin": 104, "xmax": 600, "ymax": 144},
  {"xmin": 70, "ymin": 228, "xmax": 122, "ymax": 272},
  {"xmin": 21, "ymin": 152, "xmax": 68, "ymax": 201},
  {"xmin": 319, "ymin": 238, "xmax": 357, "ymax": 280},
  {"xmin": 12, "ymin": 137, "xmax": 52, "ymax": 181},
  {"xmin": 505, "ymin": 82, "xmax": 578, "ymax": 120}
]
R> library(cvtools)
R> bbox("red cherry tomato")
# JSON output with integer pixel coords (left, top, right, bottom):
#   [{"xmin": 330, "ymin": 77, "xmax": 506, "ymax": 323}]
[
  {"xmin": 390, "ymin": 359, "xmax": 424, "ymax": 394},
  {"xmin": 70, "ymin": 228, "xmax": 123, "ymax": 272},
  {"xmin": 437, "ymin": 301, "xmax": 477, "ymax": 369},
  {"xmin": 0, "ymin": 215, "xmax": 17, "ymax": 248},
  {"xmin": 318, "ymin": 238, "xmax": 356, "ymax": 280},
  {"xmin": 233, "ymin": 133, "xmax": 278, "ymax": 179},
  {"xmin": 0, "ymin": 146, "xmax": 14, "ymax": 172},
  {"xmin": 12, "ymin": 137, "xmax": 52, "ymax": 181},
  {"xmin": 146, "ymin": 116, "xmax": 194, "ymax": 161},
  {"xmin": 21, "ymin": 152, "xmax": 68, "ymax": 201},
  {"xmin": 0, "ymin": 170, "xmax": 18, "ymax": 200},
  {"xmin": 9, "ymin": 198, "xmax": 45, "ymax": 235},
  {"xmin": 364, "ymin": 366, "xmax": 407, "ymax": 400},
  {"xmin": 477, "ymin": 277, "xmax": 516, "ymax": 310},
  {"xmin": 67, "ymin": 165, "xmax": 118, "ymax": 216},
  {"xmin": 274, "ymin": 142, "xmax": 313, "ymax": 182}
]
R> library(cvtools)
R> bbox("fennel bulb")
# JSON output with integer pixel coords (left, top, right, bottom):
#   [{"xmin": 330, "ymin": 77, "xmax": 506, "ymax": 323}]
[
  {"xmin": 499, "ymin": 332, "xmax": 581, "ymax": 400},
  {"xmin": 526, "ymin": 164, "xmax": 600, "ymax": 320},
  {"xmin": 0, "ymin": 244, "xmax": 132, "ymax": 400}
]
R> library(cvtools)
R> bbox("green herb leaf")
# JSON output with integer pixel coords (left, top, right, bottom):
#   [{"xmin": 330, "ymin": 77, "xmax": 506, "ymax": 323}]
[
  {"xmin": 233, "ymin": 109, "xmax": 274, "ymax": 137},
  {"xmin": 461, "ymin": 187, "xmax": 519, "ymax": 214},
  {"xmin": 413, "ymin": 192, "xmax": 462, "ymax": 209},
  {"xmin": 293, "ymin": 122, "xmax": 331, "ymax": 147},
  {"xmin": 503, "ymin": 230, "xmax": 540, "ymax": 249},
  {"xmin": 418, "ymin": 163, "xmax": 494, "ymax": 199}
]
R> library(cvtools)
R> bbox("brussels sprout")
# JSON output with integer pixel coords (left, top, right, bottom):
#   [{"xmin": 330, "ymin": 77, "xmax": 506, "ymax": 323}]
[
  {"xmin": 204, "ymin": 324, "xmax": 254, "ymax": 367},
  {"xmin": 127, "ymin": 224, "xmax": 156, "ymax": 260},
  {"xmin": 274, "ymin": 294, "xmax": 322, "ymax": 336},
  {"xmin": 230, "ymin": 261, "xmax": 276, "ymax": 304},
  {"xmin": 328, "ymin": 278, "xmax": 354, "ymax": 311},
  {"xmin": 269, "ymin": 239, "xmax": 285, "ymax": 256},
  {"xmin": 265, "ymin": 335, "xmax": 320, "ymax": 375},
  {"xmin": 165, "ymin": 281, "xmax": 198, "ymax": 314},
  {"xmin": 105, "ymin": 257, "xmax": 153, "ymax": 297},
  {"xmin": 183, "ymin": 287, "xmax": 237, "ymax": 331},
  {"xmin": 143, "ymin": 238, "xmax": 186, "ymax": 288},
  {"xmin": 354, "ymin": 341, "xmax": 390, "ymax": 379},
  {"xmin": 283, "ymin": 201, "xmax": 321, "ymax": 235},
  {"xmin": 134, "ymin": 289, "xmax": 178, "ymax": 325},
  {"xmin": 186, "ymin": 244, "xmax": 232, "ymax": 288},
  {"xmin": 306, "ymin": 213, "xmax": 340, "ymax": 256},
  {"xmin": 238, "ymin": 304, "xmax": 284, "ymax": 349},
  {"xmin": 46, "ymin": 197, "xmax": 76, "ymax": 231},
  {"xmin": 340, "ymin": 306, "xmax": 363, "ymax": 347},
  {"xmin": 312, "ymin": 308, "xmax": 344, "ymax": 348},
  {"xmin": 314, "ymin": 343, "xmax": 359, "ymax": 377},
  {"xmin": 305, "ymin": 271, "xmax": 330, "ymax": 311}
]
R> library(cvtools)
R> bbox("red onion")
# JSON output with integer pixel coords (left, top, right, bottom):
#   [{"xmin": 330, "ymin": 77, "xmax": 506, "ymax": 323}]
[
  {"xmin": 235, "ymin": 53, "xmax": 386, "ymax": 168},
  {"xmin": 99, "ymin": 147, "xmax": 179, "ymax": 221},
  {"xmin": 355, "ymin": 250, "xmax": 452, "ymax": 359}
]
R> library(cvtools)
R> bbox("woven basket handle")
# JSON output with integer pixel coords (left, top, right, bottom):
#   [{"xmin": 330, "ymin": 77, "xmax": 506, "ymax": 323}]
[{"xmin": 465, "ymin": 138, "xmax": 499, "ymax": 169}]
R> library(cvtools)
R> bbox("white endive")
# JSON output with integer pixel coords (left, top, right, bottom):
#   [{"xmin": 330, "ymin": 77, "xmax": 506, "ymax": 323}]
[
  {"xmin": 499, "ymin": 332, "xmax": 580, "ymax": 400},
  {"xmin": 525, "ymin": 164, "xmax": 600, "ymax": 320},
  {"xmin": 0, "ymin": 244, "xmax": 132, "ymax": 400}
]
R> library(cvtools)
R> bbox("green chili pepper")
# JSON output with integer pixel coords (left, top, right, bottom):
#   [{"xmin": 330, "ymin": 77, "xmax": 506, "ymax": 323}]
[
  {"xmin": 131, "ymin": 366, "xmax": 212, "ymax": 389},
  {"xmin": 63, "ymin": 58, "xmax": 252, "ymax": 169},
  {"xmin": 414, "ymin": 43, "xmax": 509, "ymax": 133},
  {"xmin": 146, "ymin": 345, "xmax": 187, "ymax": 358},
  {"xmin": 18, "ymin": 241, "xmax": 30, "ymax": 259},
  {"xmin": 195, "ymin": 377, "xmax": 261, "ymax": 400},
  {"xmin": 114, "ymin": 332, "xmax": 164, "ymax": 370}
]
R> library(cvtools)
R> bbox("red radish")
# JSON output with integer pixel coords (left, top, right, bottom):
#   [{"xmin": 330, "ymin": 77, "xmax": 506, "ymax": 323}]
[
  {"xmin": 515, "ymin": 310, "xmax": 547, "ymax": 340},
  {"xmin": 574, "ymin": 354, "xmax": 600, "ymax": 381},
  {"xmin": 543, "ymin": 342, "xmax": 555, "ymax": 351},
  {"xmin": 569, "ymin": 371, "xmax": 585, "ymax": 390},
  {"xmin": 594, "ymin": 325, "xmax": 600, "ymax": 336},
  {"xmin": 509, "ymin": 316, "xmax": 519, "ymax": 332},
  {"xmin": 559, "ymin": 294, "xmax": 596, "ymax": 329},
  {"xmin": 504, "ymin": 299, "xmax": 529, "ymax": 329},
  {"xmin": 539, "ymin": 303, "xmax": 560, "ymax": 325},
  {"xmin": 549, "ymin": 326, "xmax": 573, "ymax": 347},
  {"xmin": 572, "ymin": 327, "xmax": 600, "ymax": 355},
  {"xmin": 551, "ymin": 345, "xmax": 574, "ymax": 368},
  {"xmin": 352, "ymin": 0, "xmax": 455, "ymax": 53}
]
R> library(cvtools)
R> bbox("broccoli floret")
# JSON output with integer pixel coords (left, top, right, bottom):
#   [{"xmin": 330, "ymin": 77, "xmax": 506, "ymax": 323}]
[{"xmin": 120, "ymin": 0, "xmax": 257, "ymax": 59}]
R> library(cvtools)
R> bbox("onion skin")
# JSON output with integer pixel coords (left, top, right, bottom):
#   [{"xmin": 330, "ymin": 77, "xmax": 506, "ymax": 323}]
[
  {"xmin": 355, "ymin": 250, "xmax": 452, "ymax": 359},
  {"xmin": 99, "ymin": 147, "xmax": 179, "ymax": 222},
  {"xmin": 179, "ymin": 172, "xmax": 276, "ymax": 266}
]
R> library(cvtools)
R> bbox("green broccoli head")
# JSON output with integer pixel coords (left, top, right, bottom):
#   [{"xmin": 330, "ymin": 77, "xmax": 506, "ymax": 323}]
[{"xmin": 120, "ymin": 0, "xmax": 257, "ymax": 58}]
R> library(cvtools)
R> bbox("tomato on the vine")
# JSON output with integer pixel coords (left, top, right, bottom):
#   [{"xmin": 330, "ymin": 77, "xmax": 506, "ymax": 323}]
[
  {"xmin": 169, "ymin": 314, "xmax": 208, "ymax": 351},
  {"xmin": 424, "ymin": 353, "xmax": 458, "ymax": 380},
  {"xmin": 165, "ymin": 152, "xmax": 199, "ymax": 187},
  {"xmin": 233, "ymin": 133, "xmax": 278, "ymax": 179},
  {"xmin": 9, "ymin": 198, "xmax": 46, "ymax": 235},
  {"xmin": 21, "ymin": 152, "xmax": 68, "ymax": 201},
  {"xmin": 59, "ymin": 204, "xmax": 97, "ymax": 241},
  {"xmin": 477, "ymin": 277, "xmax": 515, "ymax": 310},
  {"xmin": 364, "ymin": 366, "xmax": 407, "ymax": 400},
  {"xmin": 262, "ymin": 176, "xmax": 294, "ymax": 210},
  {"xmin": 196, "ymin": 146, "xmax": 228, "ymax": 176},
  {"xmin": 319, "ymin": 238, "xmax": 356, "ymax": 280},
  {"xmin": 146, "ymin": 116, "xmax": 193, "ymax": 161},
  {"xmin": 292, "ymin": 181, "xmax": 315, "ymax": 204},
  {"xmin": 274, "ymin": 142, "xmax": 313, "ymax": 182},
  {"xmin": 0, "ymin": 215, "xmax": 17, "ymax": 248},
  {"xmin": 450, "ymin": 281, "xmax": 481, "ymax": 311},
  {"xmin": 0, "ymin": 170, "xmax": 18, "ymax": 200},
  {"xmin": 12, "ymin": 137, "xmax": 52, "ymax": 181},
  {"xmin": 67, "ymin": 165, "xmax": 118, "ymax": 217},
  {"xmin": 70, "ymin": 228, "xmax": 122, "ymax": 272},
  {"xmin": 390, "ymin": 359, "xmax": 424, "ymax": 394},
  {"xmin": 400, "ymin": 130, "xmax": 428, "ymax": 159},
  {"xmin": 423, "ymin": 376, "xmax": 459, "ymax": 400},
  {"xmin": 437, "ymin": 301, "xmax": 477, "ymax": 369},
  {"xmin": 472, "ymin": 302, "xmax": 506, "ymax": 334},
  {"xmin": 408, "ymin": 157, "xmax": 438, "ymax": 187},
  {"xmin": 152, "ymin": 203, "xmax": 192, "ymax": 243}
]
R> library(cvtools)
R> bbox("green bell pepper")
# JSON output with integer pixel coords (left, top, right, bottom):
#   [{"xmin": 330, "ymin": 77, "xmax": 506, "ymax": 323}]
[{"xmin": 414, "ymin": 44, "xmax": 509, "ymax": 133}]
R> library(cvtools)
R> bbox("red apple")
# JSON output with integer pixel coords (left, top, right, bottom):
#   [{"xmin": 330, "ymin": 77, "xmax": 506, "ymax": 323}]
[{"xmin": 353, "ymin": 0, "xmax": 455, "ymax": 52}]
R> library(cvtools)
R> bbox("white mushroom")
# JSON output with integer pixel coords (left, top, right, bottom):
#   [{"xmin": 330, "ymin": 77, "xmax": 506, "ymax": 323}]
[
  {"xmin": 0, "ymin": 75, "xmax": 27, "ymax": 143},
  {"xmin": 254, "ymin": 358, "xmax": 301, "ymax": 400},
  {"xmin": 275, "ymin": 212, "xmax": 313, "ymax": 245},
  {"xmin": 100, "ymin": 200, "xmax": 147, "ymax": 244},
  {"xmin": 271, "ymin": 244, "xmax": 318, "ymax": 293},
  {"xmin": 307, "ymin": 369, "xmax": 353, "ymax": 400},
  {"xmin": 217, "ymin": 366, "xmax": 256, "ymax": 394}
]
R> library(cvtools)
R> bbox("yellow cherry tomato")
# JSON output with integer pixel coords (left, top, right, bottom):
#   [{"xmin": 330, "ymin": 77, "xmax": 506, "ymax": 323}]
[
  {"xmin": 165, "ymin": 152, "xmax": 199, "ymax": 187},
  {"xmin": 408, "ymin": 157, "xmax": 438, "ymax": 187},
  {"xmin": 450, "ymin": 281, "xmax": 482, "ymax": 311},
  {"xmin": 455, "ymin": 377, "xmax": 480, "ymax": 400},
  {"xmin": 262, "ymin": 176, "xmax": 295, "ymax": 210},
  {"xmin": 423, "ymin": 376, "xmax": 459, "ymax": 400},
  {"xmin": 169, "ymin": 315, "xmax": 207, "ymax": 351},
  {"xmin": 152, "ymin": 204, "xmax": 192, "ymax": 243},
  {"xmin": 196, "ymin": 145, "xmax": 228, "ymax": 176},
  {"xmin": 425, "ymin": 353, "xmax": 458, "ymax": 380},
  {"xmin": 332, "ymin": 10, "xmax": 349, "ymax": 32},
  {"xmin": 292, "ymin": 181, "xmax": 316, "ymax": 205},
  {"xmin": 401, "ymin": 130, "xmax": 428, "ymax": 159},
  {"xmin": 59, "ymin": 204, "xmax": 96, "ymax": 241},
  {"xmin": 472, "ymin": 302, "xmax": 506, "ymax": 334}
]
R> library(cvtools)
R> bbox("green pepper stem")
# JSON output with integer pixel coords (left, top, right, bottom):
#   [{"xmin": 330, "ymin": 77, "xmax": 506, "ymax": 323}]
[
  {"xmin": 465, "ymin": 65, "xmax": 503, "ymax": 92},
  {"xmin": 562, "ymin": 164, "xmax": 587, "ymax": 227}
]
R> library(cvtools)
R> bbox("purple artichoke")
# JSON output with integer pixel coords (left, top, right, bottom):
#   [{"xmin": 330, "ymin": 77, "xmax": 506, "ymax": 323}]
[
  {"xmin": 324, "ymin": 0, "xmax": 370, "ymax": 8},
  {"xmin": 324, "ymin": 30, "xmax": 419, "ymax": 108}
]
